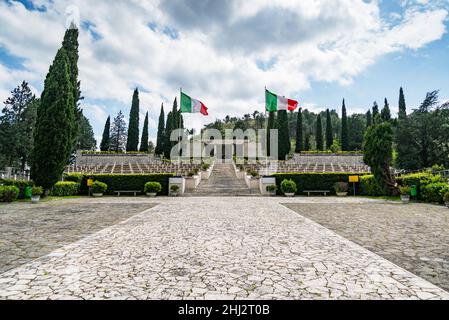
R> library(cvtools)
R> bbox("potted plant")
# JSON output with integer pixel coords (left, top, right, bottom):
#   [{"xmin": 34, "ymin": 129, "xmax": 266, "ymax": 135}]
[
  {"xmin": 444, "ymin": 192, "xmax": 449, "ymax": 208},
  {"xmin": 144, "ymin": 182, "xmax": 162, "ymax": 197},
  {"xmin": 334, "ymin": 182, "xmax": 349, "ymax": 197},
  {"xmin": 31, "ymin": 186, "xmax": 43, "ymax": 204},
  {"xmin": 281, "ymin": 179, "xmax": 297, "ymax": 197},
  {"xmin": 91, "ymin": 181, "xmax": 107, "ymax": 197},
  {"xmin": 266, "ymin": 185, "xmax": 277, "ymax": 196},
  {"xmin": 399, "ymin": 186, "xmax": 411, "ymax": 204},
  {"xmin": 170, "ymin": 185, "xmax": 180, "ymax": 197}
]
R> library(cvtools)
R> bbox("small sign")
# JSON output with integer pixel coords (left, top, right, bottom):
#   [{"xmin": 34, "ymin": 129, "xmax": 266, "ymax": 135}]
[
  {"xmin": 87, "ymin": 179, "xmax": 94, "ymax": 187},
  {"xmin": 349, "ymin": 176, "xmax": 359, "ymax": 183}
]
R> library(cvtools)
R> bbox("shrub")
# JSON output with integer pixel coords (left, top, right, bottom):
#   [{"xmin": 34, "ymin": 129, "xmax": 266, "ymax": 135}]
[
  {"xmin": 32, "ymin": 187, "xmax": 44, "ymax": 196},
  {"xmin": 281, "ymin": 179, "xmax": 297, "ymax": 194},
  {"xmin": 144, "ymin": 182, "xmax": 162, "ymax": 194},
  {"xmin": 360, "ymin": 175, "xmax": 386, "ymax": 196},
  {"xmin": 334, "ymin": 182, "xmax": 349, "ymax": 193},
  {"xmin": 0, "ymin": 186, "xmax": 20, "ymax": 203},
  {"xmin": 247, "ymin": 169, "xmax": 260, "ymax": 178},
  {"xmin": 399, "ymin": 186, "xmax": 411, "ymax": 196},
  {"xmin": 65, "ymin": 174, "xmax": 173, "ymax": 196},
  {"xmin": 0, "ymin": 179, "xmax": 34, "ymax": 199},
  {"xmin": 421, "ymin": 183, "xmax": 449, "ymax": 203},
  {"xmin": 444, "ymin": 192, "xmax": 449, "ymax": 203},
  {"xmin": 91, "ymin": 181, "xmax": 108, "ymax": 194},
  {"xmin": 201, "ymin": 163, "xmax": 210, "ymax": 171},
  {"xmin": 266, "ymin": 185, "xmax": 277, "ymax": 193},
  {"xmin": 274, "ymin": 173, "xmax": 363, "ymax": 195},
  {"xmin": 51, "ymin": 181, "xmax": 80, "ymax": 197},
  {"xmin": 63, "ymin": 173, "xmax": 84, "ymax": 183},
  {"xmin": 397, "ymin": 172, "xmax": 445, "ymax": 200},
  {"xmin": 171, "ymin": 185, "xmax": 180, "ymax": 193}
]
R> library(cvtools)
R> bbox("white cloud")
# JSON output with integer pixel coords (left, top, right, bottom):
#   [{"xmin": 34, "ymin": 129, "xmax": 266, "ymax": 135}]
[{"xmin": 0, "ymin": 0, "xmax": 447, "ymax": 137}]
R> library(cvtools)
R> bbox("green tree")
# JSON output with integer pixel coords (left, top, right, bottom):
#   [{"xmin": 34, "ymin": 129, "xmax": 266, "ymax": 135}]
[
  {"xmin": 398, "ymin": 87, "xmax": 407, "ymax": 120},
  {"xmin": 315, "ymin": 114, "xmax": 324, "ymax": 151},
  {"xmin": 140, "ymin": 112, "xmax": 150, "ymax": 152},
  {"xmin": 277, "ymin": 110, "xmax": 290, "ymax": 160},
  {"xmin": 372, "ymin": 101, "xmax": 380, "ymax": 124},
  {"xmin": 126, "ymin": 88, "xmax": 140, "ymax": 151},
  {"xmin": 100, "ymin": 116, "xmax": 111, "ymax": 151},
  {"xmin": 110, "ymin": 111, "xmax": 127, "ymax": 152},
  {"xmin": 304, "ymin": 132, "xmax": 311, "ymax": 151},
  {"xmin": 155, "ymin": 104, "xmax": 165, "ymax": 155},
  {"xmin": 266, "ymin": 111, "xmax": 276, "ymax": 157},
  {"xmin": 348, "ymin": 114, "xmax": 366, "ymax": 151},
  {"xmin": 31, "ymin": 47, "xmax": 77, "ymax": 190},
  {"xmin": 341, "ymin": 99, "xmax": 349, "ymax": 151},
  {"xmin": 325, "ymin": 109, "xmax": 333, "ymax": 150},
  {"xmin": 148, "ymin": 141, "xmax": 155, "ymax": 154},
  {"xmin": 0, "ymin": 81, "xmax": 37, "ymax": 170},
  {"xmin": 295, "ymin": 109, "xmax": 303, "ymax": 153},
  {"xmin": 363, "ymin": 122, "xmax": 398, "ymax": 196},
  {"xmin": 381, "ymin": 98, "xmax": 391, "ymax": 122},
  {"xmin": 366, "ymin": 110, "xmax": 372, "ymax": 128},
  {"xmin": 77, "ymin": 114, "xmax": 96, "ymax": 150},
  {"xmin": 163, "ymin": 111, "xmax": 174, "ymax": 159}
]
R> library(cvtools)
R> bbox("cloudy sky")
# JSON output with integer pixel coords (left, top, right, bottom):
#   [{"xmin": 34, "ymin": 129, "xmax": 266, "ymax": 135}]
[{"xmin": 1, "ymin": 0, "xmax": 448, "ymax": 144}]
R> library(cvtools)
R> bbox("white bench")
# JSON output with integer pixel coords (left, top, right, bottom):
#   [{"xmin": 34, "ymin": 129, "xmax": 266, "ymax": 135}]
[
  {"xmin": 114, "ymin": 190, "xmax": 140, "ymax": 197},
  {"xmin": 304, "ymin": 190, "xmax": 330, "ymax": 197}
]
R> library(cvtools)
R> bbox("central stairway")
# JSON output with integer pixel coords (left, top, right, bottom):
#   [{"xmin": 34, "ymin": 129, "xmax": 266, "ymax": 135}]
[{"xmin": 189, "ymin": 162, "xmax": 256, "ymax": 196}]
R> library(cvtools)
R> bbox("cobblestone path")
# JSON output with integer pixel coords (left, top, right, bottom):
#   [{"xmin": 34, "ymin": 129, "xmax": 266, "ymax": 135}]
[{"xmin": 0, "ymin": 197, "xmax": 448, "ymax": 300}]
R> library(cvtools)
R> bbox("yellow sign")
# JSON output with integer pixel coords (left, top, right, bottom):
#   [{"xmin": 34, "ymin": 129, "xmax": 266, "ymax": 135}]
[
  {"xmin": 87, "ymin": 179, "xmax": 94, "ymax": 187},
  {"xmin": 349, "ymin": 176, "xmax": 359, "ymax": 183}
]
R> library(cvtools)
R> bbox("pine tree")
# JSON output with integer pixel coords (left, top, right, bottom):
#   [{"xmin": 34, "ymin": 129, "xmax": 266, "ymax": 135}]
[
  {"xmin": 77, "ymin": 114, "xmax": 96, "ymax": 150},
  {"xmin": 381, "ymin": 98, "xmax": 391, "ymax": 122},
  {"xmin": 126, "ymin": 88, "xmax": 140, "ymax": 151},
  {"xmin": 341, "ymin": 99, "xmax": 349, "ymax": 151},
  {"xmin": 398, "ymin": 87, "xmax": 407, "ymax": 120},
  {"xmin": 295, "ymin": 109, "xmax": 303, "ymax": 153},
  {"xmin": 140, "ymin": 112, "xmax": 149, "ymax": 152},
  {"xmin": 366, "ymin": 110, "xmax": 373, "ymax": 128},
  {"xmin": 110, "ymin": 111, "xmax": 127, "ymax": 152},
  {"xmin": 277, "ymin": 110, "xmax": 291, "ymax": 160},
  {"xmin": 100, "ymin": 116, "xmax": 111, "ymax": 151},
  {"xmin": 155, "ymin": 104, "xmax": 165, "ymax": 155},
  {"xmin": 372, "ymin": 101, "xmax": 380, "ymax": 124},
  {"xmin": 325, "ymin": 109, "xmax": 333, "ymax": 150},
  {"xmin": 31, "ymin": 47, "xmax": 77, "ymax": 190},
  {"xmin": 266, "ymin": 111, "xmax": 277, "ymax": 157},
  {"xmin": 316, "ymin": 114, "xmax": 324, "ymax": 151}
]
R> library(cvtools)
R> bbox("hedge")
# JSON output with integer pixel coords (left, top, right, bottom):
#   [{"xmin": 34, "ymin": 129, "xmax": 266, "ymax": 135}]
[
  {"xmin": 51, "ymin": 181, "xmax": 80, "ymax": 197},
  {"xmin": 0, "ymin": 179, "xmax": 34, "ymax": 199},
  {"xmin": 0, "ymin": 186, "xmax": 20, "ymax": 202},
  {"xmin": 396, "ymin": 172, "xmax": 446, "ymax": 200},
  {"xmin": 360, "ymin": 175, "xmax": 386, "ymax": 196},
  {"xmin": 65, "ymin": 173, "xmax": 173, "ymax": 195},
  {"xmin": 421, "ymin": 183, "xmax": 449, "ymax": 204},
  {"xmin": 273, "ymin": 173, "xmax": 363, "ymax": 195}
]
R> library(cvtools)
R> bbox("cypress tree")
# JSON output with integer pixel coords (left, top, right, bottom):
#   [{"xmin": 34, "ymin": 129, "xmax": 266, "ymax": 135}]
[
  {"xmin": 110, "ymin": 111, "xmax": 127, "ymax": 152},
  {"xmin": 366, "ymin": 110, "xmax": 372, "ymax": 128},
  {"xmin": 325, "ymin": 109, "xmax": 333, "ymax": 150},
  {"xmin": 100, "ymin": 116, "xmax": 110, "ymax": 151},
  {"xmin": 77, "ymin": 114, "xmax": 96, "ymax": 151},
  {"xmin": 155, "ymin": 104, "xmax": 165, "ymax": 155},
  {"xmin": 341, "ymin": 99, "xmax": 349, "ymax": 151},
  {"xmin": 295, "ymin": 109, "xmax": 303, "ymax": 153},
  {"xmin": 163, "ymin": 111, "xmax": 173, "ymax": 159},
  {"xmin": 31, "ymin": 47, "xmax": 76, "ymax": 190},
  {"xmin": 266, "ymin": 111, "xmax": 277, "ymax": 157},
  {"xmin": 316, "ymin": 114, "xmax": 324, "ymax": 151},
  {"xmin": 126, "ymin": 88, "xmax": 140, "ymax": 151},
  {"xmin": 277, "ymin": 110, "xmax": 291, "ymax": 160},
  {"xmin": 372, "ymin": 101, "xmax": 380, "ymax": 124},
  {"xmin": 140, "ymin": 112, "xmax": 149, "ymax": 152},
  {"xmin": 381, "ymin": 98, "xmax": 391, "ymax": 122},
  {"xmin": 304, "ymin": 132, "xmax": 311, "ymax": 151},
  {"xmin": 398, "ymin": 87, "xmax": 407, "ymax": 120}
]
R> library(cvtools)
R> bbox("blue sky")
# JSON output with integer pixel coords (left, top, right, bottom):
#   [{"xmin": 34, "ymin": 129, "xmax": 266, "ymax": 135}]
[{"xmin": 0, "ymin": 0, "xmax": 448, "ymax": 144}]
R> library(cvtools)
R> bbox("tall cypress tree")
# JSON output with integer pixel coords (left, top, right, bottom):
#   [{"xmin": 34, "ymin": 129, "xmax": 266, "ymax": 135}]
[
  {"xmin": 325, "ymin": 109, "xmax": 333, "ymax": 150},
  {"xmin": 155, "ymin": 104, "xmax": 165, "ymax": 155},
  {"xmin": 381, "ymin": 98, "xmax": 391, "ymax": 122},
  {"xmin": 100, "ymin": 116, "xmax": 110, "ymax": 151},
  {"xmin": 31, "ymin": 47, "xmax": 77, "ymax": 190},
  {"xmin": 372, "ymin": 101, "xmax": 380, "ymax": 124},
  {"xmin": 366, "ymin": 110, "xmax": 373, "ymax": 128},
  {"xmin": 163, "ymin": 111, "xmax": 173, "ymax": 159},
  {"xmin": 126, "ymin": 88, "xmax": 140, "ymax": 151},
  {"xmin": 266, "ymin": 111, "xmax": 277, "ymax": 157},
  {"xmin": 398, "ymin": 87, "xmax": 407, "ymax": 120},
  {"xmin": 277, "ymin": 110, "xmax": 291, "ymax": 160},
  {"xmin": 341, "ymin": 99, "xmax": 349, "ymax": 151},
  {"xmin": 304, "ymin": 132, "xmax": 311, "ymax": 151},
  {"xmin": 295, "ymin": 109, "xmax": 303, "ymax": 153},
  {"xmin": 140, "ymin": 112, "xmax": 149, "ymax": 152},
  {"xmin": 316, "ymin": 114, "xmax": 324, "ymax": 151}
]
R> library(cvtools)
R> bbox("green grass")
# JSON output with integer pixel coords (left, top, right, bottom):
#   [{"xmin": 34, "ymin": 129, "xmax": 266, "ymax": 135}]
[
  {"xmin": 18, "ymin": 196, "xmax": 83, "ymax": 203},
  {"xmin": 357, "ymin": 195, "xmax": 401, "ymax": 202}
]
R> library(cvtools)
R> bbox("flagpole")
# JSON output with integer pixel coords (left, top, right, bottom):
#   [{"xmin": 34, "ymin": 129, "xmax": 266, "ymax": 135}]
[
  {"xmin": 179, "ymin": 87, "xmax": 182, "ymax": 165},
  {"xmin": 265, "ymin": 86, "xmax": 268, "ymax": 175}
]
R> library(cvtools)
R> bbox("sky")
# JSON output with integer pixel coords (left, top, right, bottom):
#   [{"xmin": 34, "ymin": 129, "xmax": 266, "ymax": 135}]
[{"xmin": 0, "ymin": 0, "xmax": 448, "ymax": 145}]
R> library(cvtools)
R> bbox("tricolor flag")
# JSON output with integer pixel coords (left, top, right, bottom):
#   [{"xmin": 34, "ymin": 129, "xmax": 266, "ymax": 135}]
[
  {"xmin": 180, "ymin": 92, "xmax": 209, "ymax": 116},
  {"xmin": 265, "ymin": 89, "xmax": 299, "ymax": 112}
]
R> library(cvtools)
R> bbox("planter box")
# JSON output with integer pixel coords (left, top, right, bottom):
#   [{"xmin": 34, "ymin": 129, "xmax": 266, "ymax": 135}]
[
  {"xmin": 185, "ymin": 175, "xmax": 201, "ymax": 191},
  {"xmin": 285, "ymin": 193, "xmax": 295, "ymax": 198},
  {"xmin": 260, "ymin": 177, "xmax": 276, "ymax": 196},
  {"xmin": 401, "ymin": 195, "xmax": 410, "ymax": 204},
  {"xmin": 169, "ymin": 177, "xmax": 185, "ymax": 196}
]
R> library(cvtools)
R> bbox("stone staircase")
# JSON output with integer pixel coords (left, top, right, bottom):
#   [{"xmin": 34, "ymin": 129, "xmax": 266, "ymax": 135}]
[{"xmin": 189, "ymin": 163, "xmax": 256, "ymax": 196}]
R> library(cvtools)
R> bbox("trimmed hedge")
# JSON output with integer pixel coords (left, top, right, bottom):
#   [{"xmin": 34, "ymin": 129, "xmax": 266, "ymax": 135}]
[
  {"xmin": 0, "ymin": 186, "xmax": 20, "ymax": 202},
  {"xmin": 360, "ymin": 175, "xmax": 385, "ymax": 196},
  {"xmin": 396, "ymin": 172, "xmax": 446, "ymax": 200},
  {"xmin": 65, "ymin": 173, "xmax": 173, "ymax": 196},
  {"xmin": 0, "ymin": 179, "xmax": 34, "ymax": 199},
  {"xmin": 421, "ymin": 183, "xmax": 449, "ymax": 204},
  {"xmin": 51, "ymin": 181, "xmax": 80, "ymax": 197},
  {"xmin": 273, "ymin": 173, "xmax": 362, "ymax": 195}
]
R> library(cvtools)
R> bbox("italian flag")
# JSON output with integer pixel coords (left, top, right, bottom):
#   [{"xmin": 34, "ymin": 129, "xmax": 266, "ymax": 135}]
[
  {"xmin": 180, "ymin": 92, "xmax": 209, "ymax": 116},
  {"xmin": 266, "ymin": 89, "xmax": 299, "ymax": 112}
]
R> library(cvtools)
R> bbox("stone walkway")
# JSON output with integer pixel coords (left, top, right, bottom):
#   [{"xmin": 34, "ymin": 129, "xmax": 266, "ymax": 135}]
[
  {"xmin": 285, "ymin": 202, "xmax": 449, "ymax": 292},
  {"xmin": 0, "ymin": 197, "xmax": 448, "ymax": 300}
]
